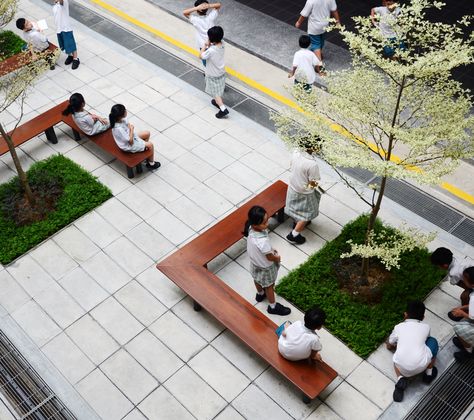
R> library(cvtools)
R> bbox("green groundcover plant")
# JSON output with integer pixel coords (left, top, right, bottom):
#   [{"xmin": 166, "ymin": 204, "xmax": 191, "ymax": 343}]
[
  {"xmin": 0, "ymin": 30, "xmax": 25, "ymax": 60},
  {"xmin": 275, "ymin": 215, "xmax": 444, "ymax": 358},
  {"xmin": 0, "ymin": 155, "xmax": 112, "ymax": 264}
]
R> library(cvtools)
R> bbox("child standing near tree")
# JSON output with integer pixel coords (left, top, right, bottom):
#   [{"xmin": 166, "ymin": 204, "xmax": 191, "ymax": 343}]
[
  {"xmin": 53, "ymin": 0, "xmax": 80, "ymax": 69},
  {"xmin": 288, "ymin": 35, "xmax": 322, "ymax": 91},
  {"xmin": 243, "ymin": 206, "xmax": 291, "ymax": 316}
]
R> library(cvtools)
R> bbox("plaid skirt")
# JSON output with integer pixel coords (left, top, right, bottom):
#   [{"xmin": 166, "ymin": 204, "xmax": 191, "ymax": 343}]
[
  {"xmin": 285, "ymin": 187, "xmax": 321, "ymax": 222},
  {"xmin": 250, "ymin": 262, "xmax": 279, "ymax": 288},
  {"xmin": 205, "ymin": 74, "xmax": 226, "ymax": 97},
  {"xmin": 454, "ymin": 320, "xmax": 474, "ymax": 346}
]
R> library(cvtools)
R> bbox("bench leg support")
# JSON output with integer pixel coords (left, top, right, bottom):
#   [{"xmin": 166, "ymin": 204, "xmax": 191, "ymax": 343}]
[
  {"xmin": 276, "ymin": 208, "xmax": 285, "ymax": 223},
  {"xmin": 44, "ymin": 127, "xmax": 58, "ymax": 144},
  {"xmin": 302, "ymin": 395, "xmax": 312, "ymax": 404},
  {"xmin": 72, "ymin": 129, "xmax": 81, "ymax": 142},
  {"xmin": 126, "ymin": 166, "xmax": 134, "ymax": 179},
  {"xmin": 136, "ymin": 162, "xmax": 143, "ymax": 174},
  {"xmin": 193, "ymin": 300, "xmax": 202, "ymax": 312}
]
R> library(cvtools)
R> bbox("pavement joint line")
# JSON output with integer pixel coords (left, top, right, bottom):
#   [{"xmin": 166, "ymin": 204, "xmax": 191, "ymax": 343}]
[{"xmin": 89, "ymin": 0, "xmax": 474, "ymax": 207}]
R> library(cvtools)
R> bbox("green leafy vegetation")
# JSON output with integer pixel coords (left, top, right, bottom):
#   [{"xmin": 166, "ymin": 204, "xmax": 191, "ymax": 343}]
[
  {"xmin": 0, "ymin": 30, "xmax": 25, "ymax": 60},
  {"xmin": 275, "ymin": 215, "xmax": 444, "ymax": 358},
  {"xmin": 0, "ymin": 155, "xmax": 112, "ymax": 264}
]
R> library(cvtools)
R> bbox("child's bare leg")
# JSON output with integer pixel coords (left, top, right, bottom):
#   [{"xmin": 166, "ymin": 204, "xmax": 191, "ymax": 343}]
[
  {"xmin": 393, "ymin": 364, "xmax": 402, "ymax": 378},
  {"xmin": 295, "ymin": 220, "xmax": 307, "ymax": 234},
  {"xmin": 427, "ymin": 358, "xmax": 436, "ymax": 369},
  {"xmin": 254, "ymin": 282, "xmax": 263, "ymax": 293},
  {"xmin": 214, "ymin": 96, "xmax": 224, "ymax": 107},
  {"xmin": 72, "ymin": 50, "xmax": 77, "ymax": 59},
  {"xmin": 314, "ymin": 49, "xmax": 322, "ymax": 62},
  {"xmin": 138, "ymin": 130, "xmax": 150, "ymax": 141},
  {"xmin": 458, "ymin": 336, "xmax": 472, "ymax": 350},
  {"xmin": 264, "ymin": 285, "xmax": 276, "ymax": 304}
]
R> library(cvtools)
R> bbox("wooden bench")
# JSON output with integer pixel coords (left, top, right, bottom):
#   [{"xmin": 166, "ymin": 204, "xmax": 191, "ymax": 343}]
[
  {"xmin": 0, "ymin": 43, "xmax": 58, "ymax": 77},
  {"xmin": 157, "ymin": 180, "xmax": 337, "ymax": 402},
  {"xmin": 1, "ymin": 100, "xmax": 153, "ymax": 178}
]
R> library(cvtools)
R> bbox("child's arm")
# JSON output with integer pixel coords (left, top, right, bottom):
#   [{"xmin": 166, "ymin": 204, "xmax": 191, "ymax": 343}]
[
  {"xmin": 331, "ymin": 10, "xmax": 341, "ymax": 26},
  {"xmin": 208, "ymin": 3, "xmax": 221, "ymax": 11},
  {"xmin": 288, "ymin": 65, "xmax": 297, "ymax": 78},
  {"xmin": 128, "ymin": 123, "xmax": 134, "ymax": 145},
  {"xmin": 265, "ymin": 251, "xmax": 281, "ymax": 264},
  {"xmin": 295, "ymin": 15, "xmax": 306, "ymax": 29},
  {"xmin": 310, "ymin": 350, "xmax": 322, "ymax": 362},
  {"xmin": 370, "ymin": 8, "xmax": 378, "ymax": 26}
]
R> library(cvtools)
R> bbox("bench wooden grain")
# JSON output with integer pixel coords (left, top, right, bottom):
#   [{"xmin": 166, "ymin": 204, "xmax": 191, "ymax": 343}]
[{"xmin": 157, "ymin": 180, "xmax": 337, "ymax": 401}]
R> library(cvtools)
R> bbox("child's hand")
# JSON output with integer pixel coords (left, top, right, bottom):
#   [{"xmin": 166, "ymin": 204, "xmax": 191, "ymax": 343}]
[
  {"xmin": 452, "ymin": 308, "xmax": 466, "ymax": 318},
  {"xmin": 128, "ymin": 123, "xmax": 134, "ymax": 131},
  {"xmin": 197, "ymin": 3, "xmax": 208, "ymax": 11},
  {"xmin": 386, "ymin": 342, "xmax": 396, "ymax": 351},
  {"xmin": 295, "ymin": 21, "xmax": 301, "ymax": 29},
  {"xmin": 288, "ymin": 72, "xmax": 293, "ymax": 78},
  {"xmin": 313, "ymin": 352, "xmax": 322, "ymax": 362}
]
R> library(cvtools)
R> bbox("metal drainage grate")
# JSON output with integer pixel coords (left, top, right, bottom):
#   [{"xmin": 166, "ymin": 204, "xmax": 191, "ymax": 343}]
[
  {"xmin": 404, "ymin": 359, "xmax": 474, "ymax": 420},
  {"xmin": 0, "ymin": 330, "xmax": 76, "ymax": 420}
]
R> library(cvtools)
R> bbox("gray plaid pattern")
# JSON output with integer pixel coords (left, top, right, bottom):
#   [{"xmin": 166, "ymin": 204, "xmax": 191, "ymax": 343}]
[
  {"xmin": 285, "ymin": 187, "xmax": 321, "ymax": 221},
  {"xmin": 250, "ymin": 262, "xmax": 279, "ymax": 287},
  {"xmin": 205, "ymin": 74, "xmax": 226, "ymax": 97},
  {"xmin": 454, "ymin": 320, "xmax": 474, "ymax": 346}
]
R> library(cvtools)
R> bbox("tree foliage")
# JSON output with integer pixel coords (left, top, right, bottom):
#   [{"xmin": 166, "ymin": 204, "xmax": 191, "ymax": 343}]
[{"xmin": 0, "ymin": 0, "xmax": 18, "ymax": 30}]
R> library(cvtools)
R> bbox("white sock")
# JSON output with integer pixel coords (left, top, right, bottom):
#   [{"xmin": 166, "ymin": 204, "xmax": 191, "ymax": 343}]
[
  {"xmin": 148, "ymin": 160, "xmax": 155, "ymax": 165},
  {"xmin": 292, "ymin": 229, "xmax": 299, "ymax": 237},
  {"xmin": 269, "ymin": 302, "xmax": 276, "ymax": 309},
  {"xmin": 425, "ymin": 368, "xmax": 432, "ymax": 375},
  {"xmin": 397, "ymin": 375, "xmax": 404, "ymax": 382},
  {"xmin": 257, "ymin": 290, "xmax": 265, "ymax": 296},
  {"xmin": 219, "ymin": 105, "xmax": 227, "ymax": 112}
]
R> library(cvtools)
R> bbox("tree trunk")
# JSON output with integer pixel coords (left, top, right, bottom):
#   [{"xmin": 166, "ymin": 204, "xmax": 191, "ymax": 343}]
[{"xmin": 0, "ymin": 122, "xmax": 35, "ymax": 206}]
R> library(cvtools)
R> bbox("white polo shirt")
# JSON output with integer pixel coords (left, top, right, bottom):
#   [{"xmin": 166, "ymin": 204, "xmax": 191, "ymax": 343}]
[
  {"xmin": 190, "ymin": 9, "xmax": 218, "ymax": 49},
  {"xmin": 247, "ymin": 228, "xmax": 273, "ymax": 269},
  {"xmin": 201, "ymin": 43, "xmax": 225, "ymax": 77},
  {"xmin": 289, "ymin": 150, "xmax": 321, "ymax": 194},
  {"xmin": 388, "ymin": 319, "xmax": 433, "ymax": 377},
  {"xmin": 53, "ymin": 0, "xmax": 73, "ymax": 33},
  {"xmin": 278, "ymin": 321, "xmax": 322, "ymax": 361},
  {"xmin": 372, "ymin": 6, "xmax": 400, "ymax": 39},
  {"xmin": 300, "ymin": 0, "xmax": 337, "ymax": 36},
  {"xmin": 23, "ymin": 29, "xmax": 49, "ymax": 52},
  {"xmin": 448, "ymin": 257, "xmax": 473, "ymax": 285},
  {"xmin": 293, "ymin": 49, "xmax": 321, "ymax": 84}
]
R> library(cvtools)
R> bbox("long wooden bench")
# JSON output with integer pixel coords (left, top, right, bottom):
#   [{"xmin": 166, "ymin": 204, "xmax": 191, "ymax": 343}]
[
  {"xmin": 1, "ymin": 100, "xmax": 153, "ymax": 178},
  {"xmin": 157, "ymin": 180, "xmax": 337, "ymax": 402},
  {"xmin": 0, "ymin": 43, "xmax": 58, "ymax": 77}
]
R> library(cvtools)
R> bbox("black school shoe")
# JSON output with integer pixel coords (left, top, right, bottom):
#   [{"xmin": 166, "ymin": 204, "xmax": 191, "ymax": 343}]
[
  {"xmin": 211, "ymin": 99, "xmax": 219, "ymax": 109},
  {"xmin": 448, "ymin": 311, "xmax": 463, "ymax": 322},
  {"xmin": 286, "ymin": 232, "xmax": 306, "ymax": 244},
  {"xmin": 146, "ymin": 162, "xmax": 161, "ymax": 170},
  {"xmin": 64, "ymin": 55, "xmax": 74, "ymax": 65},
  {"xmin": 255, "ymin": 291, "xmax": 266, "ymax": 302},
  {"xmin": 393, "ymin": 377, "xmax": 408, "ymax": 402},
  {"xmin": 71, "ymin": 58, "xmax": 80, "ymax": 70},
  {"xmin": 422, "ymin": 366, "xmax": 438, "ymax": 384},
  {"xmin": 267, "ymin": 302, "xmax": 291, "ymax": 316},
  {"xmin": 454, "ymin": 349, "xmax": 474, "ymax": 362},
  {"xmin": 215, "ymin": 108, "xmax": 229, "ymax": 119}
]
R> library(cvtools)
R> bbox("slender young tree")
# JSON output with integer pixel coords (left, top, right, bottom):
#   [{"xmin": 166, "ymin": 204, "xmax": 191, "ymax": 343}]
[{"xmin": 274, "ymin": 0, "xmax": 474, "ymax": 279}]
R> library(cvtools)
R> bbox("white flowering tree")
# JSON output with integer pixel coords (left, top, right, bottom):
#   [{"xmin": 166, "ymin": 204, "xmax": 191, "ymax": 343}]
[
  {"xmin": 274, "ymin": 0, "xmax": 474, "ymax": 279},
  {"xmin": 0, "ymin": 0, "xmax": 17, "ymax": 30}
]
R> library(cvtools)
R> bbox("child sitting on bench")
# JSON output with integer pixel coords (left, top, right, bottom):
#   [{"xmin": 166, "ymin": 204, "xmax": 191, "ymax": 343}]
[{"xmin": 62, "ymin": 93, "xmax": 109, "ymax": 136}]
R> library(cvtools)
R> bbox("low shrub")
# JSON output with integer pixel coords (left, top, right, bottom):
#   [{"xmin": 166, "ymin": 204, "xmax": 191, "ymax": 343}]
[
  {"xmin": 275, "ymin": 215, "xmax": 444, "ymax": 358},
  {"xmin": 0, "ymin": 155, "xmax": 112, "ymax": 264},
  {"xmin": 0, "ymin": 30, "xmax": 25, "ymax": 60}
]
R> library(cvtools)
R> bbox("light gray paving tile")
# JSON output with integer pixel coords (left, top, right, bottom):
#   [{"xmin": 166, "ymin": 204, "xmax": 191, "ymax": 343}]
[
  {"xmin": 70, "ymin": 85, "xmax": 108, "ymax": 109},
  {"xmin": 162, "ymin": 124, "xmax": 206, "ymax": 151},
  {"xmin": 70, "ymin": 63, "xmax": 102, "ymax": 84},
  {"xmin": 0, "ymin": 161, "xmax": 15, "ymax": 184},
  {"xmin": 104, "ymin": 237, "xmax": 154, "ymax": 277},
  {"xmin": 147, "ymin": 209, "xmax": 195, "ymax": 246},
  {"xmin": 325, "ymin": 382, "xmax": 382, "ymax": 420},
  {"xmin": 107, "ymin": 69, "xmax": 142, "ymax": 89},
  {"xmin": 138, "ymin": 386, "xmax": 194, "ymax": 420},
  {"xmin": 319, "ymin": 195, "xmax": 359, "ymax": 226},
  {"xmin": 130, "ymin": 84, "xmax": 166, "ymax": 106},
  {"xmin": 439, "ymin": 280, "xmax": 462, "ymax": 301},
  {"xmin": 20, "ymin": 137, "xmax": 57, "ymax": 161},
  {"xmin": 222, "ymin": 161, "xmax": 268, "ymax": 192},
  {"xmin": 156, "ymin": 162, "xmax": 201, "ymax": 194},
  {"xmin": 35, "ymin": 282, "xmax": 84, "ymax": 329},
  {"xmin": 154, "ymin": 98, "xmax": 192, "ymax": 122},
  {"xmin": 189, "ymin": 346, "xmax": 250, "ymax": 402},
  {"xmin": 174, "ymin": 151, "xmax": 218, "ymax": 181},
  {"xmin": 24, "ymin": 89, "xmax": 55, "ymax": 109},
  {"xmin": 256, "ymin": 141, "xmax": 291, "ymax": 168},
  {"xmin": 92, "ymin": 165, "xmax": 131, "ymax": 195},
  {"xmin": 135, "ymin": 173, "xmax": 183, "ymax": 206},
  {"xmin": 66, "ymin": 315, "xmax": 119, "ymax": 365},
  {"xmin": 74, "ymin": 211, "xmax": 122, "ymax": 249},
  {"xmin": 149, "ymin": 312, "xmax": 206, "ymax": 361},
  {"xmin": 82, "ymin": 251, "xmax": 131, "ymax": 294},
  {"xmin": 232, "ymin": 384, "xmax": 292, "ymax": 420},
  {"xmin": 96, "ymin": 198, "xmax": 142, "ymax": 234},
  {"xmin": 425, "ymin": 288, "xmax": 459, "ymax": 325},
  {"xmin": 307, "ymin": 213, "xmax": 342, "ymax": 241},
  {"xmin": 209, "ymin": 132, "xmax": 252, "ymax": 159},
  {"xmin": 64, "ymin": 145, "xmax": 105, "ymax": 172},
  {"xmin": 122, "ymin": 409, "xmax": 147, "ymax": 420},
  {"xmin": 101, "ymin": 49, "xmax": 132, "ymax": 68},
  {"xmin": 137, "ymin": 265, "xmax": 186, "ymax": 308},
  {"xmin": 89, "ymin": 77, "xmax": 125, "ymax": 98},
  {"xmin": 125, "ymin": 222, "xmax": 175, "ymax": 261},
  {"xmin": 170, "ymin": 90, "xmax": 208, "ymax": 113},
  {"xmin": 53, "ymin": 225, "xmax": 100, "ymax": 263},
  {"xmin": 196, "ymin": 107, "xmax": 236, "ymax": 130},
  {"xmin": 306, "ymin": 403, "xmax": 342, "ymax": 420},
  {"xmin": 85, "ymin": 56, "xmax": 117, "ymax": 77},
  {"xmin": 144, "ymin": 76, "xmax": 181, "ymax": 97},
  {"xmin": 187, "ymin": 183, "xmax": 233, "ymax": 218},
  {"xmin": 12, "ymin": 301, "xmax": 60, "ymax": 347},
  {"xmin": 204, "ymin": 172, "xmax": 252, "ymax": 205},
  {"xmin": 217, "ymin": 261, "xmax": 257, "ymax": 300},
  {"xmin": 367, "ymin": 344, "xmax": 397, "ymax": 380},
  {"xmin": 126, "ymin": 330, "xmax": 183, "ymax": 383},
  {"xmin": 274, "ymin": 218, "xmax": 327, "ymax": 256},
  {"xmin": 0, "ymin": 270, "xmax": 30, "ymax": 313},
  {"xmin": 2, "ymin": 145, "xmax": 35, "ymax": 172},
  {"xmin": 101, "ymin": 349, "xmax": 158, "ymax": 404},
  {"xmin": 346, "ymin": 361, "xmax": 394, "ymax": 410},
  {"xmin": 77, "ymin": 369, "xmax": 134, "ymax": 420},
  {"xmin": 121, "ymin": 62, "xmax": 154, "ymax": 82},
  {"xmin": 424, "ymin": 309, "xmax": 453, "ymax": 347},
  {"xmin": 30, "ymin": 240, "xmax": 78, "ymax": 280},
  {"xmin": 43, "ymin": 333, "xmax": 95, "ymax": 384},
  {"xmin": 192, "ymin": 142, "xmax": 234, "ymax": 170},
  {"xmin": 117, "ymin": 186, "xmax": 162, "ymax": 220},
  {"xmin": 91, "ymin": 298, "xmax": 143, "ymax": 345},
  {"xmin": 151, "ymin": 132, "xmax": 188, "ymax": 162},
  {"xmin": 137, "ymin": 106, "xmax": 174, "ymax": 131},
  {"xmin": 214, "ymin": 406, "xmax": 245, "ymax": 420},
  {"xmin": 267, "ymin": 232, "xmax": 310, "ymax": 271},
  {"xmin": 240, "ymin": 151, "xmax": 286, "ymax": 180},
  {"xmin": 35, "ymin": 78, "xmax": 69, "ymax": 100},
  {"xmin": 166, "ymin": 195, "xmax": 214, "ymax": 231},
  {"xmin": 115, "ymin": 280, "xmax": 166, "ymax": 326},
  {"xmin": 211, "ymin": 330, "xmax": 268, "ymax": 380},
  {"xmin": 6, "ymin": 255, "xmax": 55, "ymax": 298},
  {"xmin": 112, "ymin": 91, "xmax": 148, "ymax": 114},
  {"xmin": 165, "ymin": 365, "xmax": 226, "ymax": 420},
  {"xmin": 181, "ymin": 114, "xmax": 223, "ymax": 140},
  {"xmin": 59, "ymin": 267, "xmax": 108, "ymax": 312}
]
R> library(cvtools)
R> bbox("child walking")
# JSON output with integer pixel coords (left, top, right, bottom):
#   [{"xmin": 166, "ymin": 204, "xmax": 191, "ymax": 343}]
[
  {"xmin": 386, "ymin": 301, "xmax": 438, "ymax": 402},
  {"xmin": 288, "ymin": 35, "xmax": 322, "ymax": 92},
  {"xmin": 277, "ymin": 306, "xmax": 325, "ymax": 362},
  {"xmin": 53, "ymin": 0, "xmax": 80, "ymax": 69},
  {"xmin": 243, "ymin": 206, "xmax": 291, "ymax": 316},
  {"xmin": 370, "ymin": 0, "xmax": 404, "ymax": 58},
  {"xmin": 200, "ymin": 26, "xmax": 229, "ymax": 119},
  {"xmin": 62, "ymin": 93, "xmax": 109, "ymax": 136},
  {"xmin": 109, "ymin": 104, "xmax": 161, "ymax": 170}
]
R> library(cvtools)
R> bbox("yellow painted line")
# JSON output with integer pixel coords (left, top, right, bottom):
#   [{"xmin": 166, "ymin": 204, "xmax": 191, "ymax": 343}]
[{"xmin": 90, "ymin": 0, "xmax": 474, "ymax": 206}]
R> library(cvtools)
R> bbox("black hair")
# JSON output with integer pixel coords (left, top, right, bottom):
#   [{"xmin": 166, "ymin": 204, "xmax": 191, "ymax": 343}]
[
  {"xmin": 463, "ymin": 267, "xmax": 474, "ymax": 287},
  {"xmin": 299, "ymin": 35, "xmax": 311, "ymax": 49},
  {"xmin": 16, "ymin": 18, "xmax": 26, "ymax": 30},
  {"xmin": 243, "ymin": 205, "xmax": 267, "ymax": 237},
  {"xmin": 406, "ymin": 301, "xmax": 425, "ymax": 321},
  {"xmin": 62, "ymin": 93, "xmax": 85, "ymax": 116},
  {"xmin": 109, "ymin": 104, "xmax": 126, "ymax": 128},
  {"xmin": 207, "ymin": 26, "xmax": 224, "ymax": 44},
  {"xmin": 430, "ymin": 247, "xmax": 453, "ymax": 267},
  {"xmin": 194, "ymin": 0, "xmax": 209, "ymax": 6},
  {"xmin": 304, "ymin": 306, "xmax": 326, "ymax": 330}
]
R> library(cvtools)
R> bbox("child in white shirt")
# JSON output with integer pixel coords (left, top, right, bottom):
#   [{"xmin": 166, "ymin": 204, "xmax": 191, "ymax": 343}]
[
  {"xmin": 62, "ymin": 93, "xmax": 109, "ymax": 136},
  {"xmin": 53, "ymin": 0, "xmax": 80, "ymax": 69},
  {"xmin": 288, "ymin": 35, "xmax": 322, "ymax": 92},
  {"xmin": 371, "ymin": 0, "xmax": 404, "ymax": 58}
]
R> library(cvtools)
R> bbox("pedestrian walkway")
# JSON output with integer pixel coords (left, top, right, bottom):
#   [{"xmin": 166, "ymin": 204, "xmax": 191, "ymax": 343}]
[{"xmin": 0, "ymin": 0, "xmax": 473, "ymax": 419}]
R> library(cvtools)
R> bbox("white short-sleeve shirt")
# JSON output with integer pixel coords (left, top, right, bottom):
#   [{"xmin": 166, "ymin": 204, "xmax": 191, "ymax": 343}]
[
  {"xmin": 289, "ymin": 150, "xmax": 321, "ymax": 194},
  {"xmin": 247, "ymin": 228, "xmax": 274, "ymax": 269},
  {"xmin": 373, "ymin": 6, "xmax": 400, "ymax": 39},
  {"xmin": 111, "ymin": 119, "xmax": 134, "ymax": 151},
  {"xmin": 448, "ymin": 257, "xmax": 473, "ymax": 285},
  {"xmin": 278, "ymin": 320, "xmax": 322, "ymax": 361},
  {"xmin": 293, "ymin": 49, "xmax": 321, "ymax": 84},
  {"xmin": 388, "ymin": 319, "xmax": 433, "ymax": 377},
  {"xmin": 23, "ymin": 29, "xmax": 49, "ymax": 52},
  {"xmin": 469, "ymin": 291, "xmax": 474, "ymax": 320},
  {"xmin": 190, "ymin": 9, "xmax": 218, "ymax": 49},
  {"xmin": 300, "ymin": 0, "xmax": 337, "ymax": 36},
  {"xmin": 53, "ymin": 0, "xmax": 73, "ymax": 33},
  {"xmin": 201, "ymin": 43, "xmax": 225, "ymax": 77}
]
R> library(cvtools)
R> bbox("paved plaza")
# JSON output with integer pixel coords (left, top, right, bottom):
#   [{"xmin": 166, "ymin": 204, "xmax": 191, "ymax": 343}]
[{"xmin": 0, "ymin": 0, "xmax": 473, "ymax": 419}]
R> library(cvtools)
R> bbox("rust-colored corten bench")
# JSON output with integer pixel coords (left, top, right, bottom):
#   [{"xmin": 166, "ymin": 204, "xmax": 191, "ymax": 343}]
[
  {"xmin": 1, "ymin": 100, "xmax": 152, "ymax": 178},
  {"xmin": 157, "ymin": 180, "xmax": 337, "ymax": 402},
  {"xmin": 0, "ymin": 43, "xmax": 57, "ymax": 77}
]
